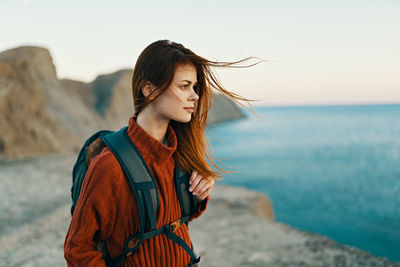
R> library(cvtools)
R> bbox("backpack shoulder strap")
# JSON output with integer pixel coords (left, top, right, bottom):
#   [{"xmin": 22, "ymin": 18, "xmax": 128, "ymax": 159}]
[
  {"xmin": 102, "ymin": 126, "xmax": 159, "ymax": 233},
  {"xmin": 174, "ymin": 166, "xmax": 198, "ymax": 223}
]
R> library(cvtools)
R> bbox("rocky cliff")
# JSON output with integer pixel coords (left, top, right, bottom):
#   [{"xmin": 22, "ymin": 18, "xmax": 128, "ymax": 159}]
[
  {"xmin": 0, "ymin": 46, "xmax": 78, "ymax": 158},
  {"xmin": 207, "ymin": 92, "xmax": 246, "ymax": 125},
  {"xmin": 0, "ymin": 46, "xmax": 245, "ymax": 159}
]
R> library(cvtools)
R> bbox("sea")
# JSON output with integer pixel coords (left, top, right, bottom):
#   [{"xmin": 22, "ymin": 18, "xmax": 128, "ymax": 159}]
[{"xmin": 205, "ymin": 104, "xmax": 400, "ymax": 262}]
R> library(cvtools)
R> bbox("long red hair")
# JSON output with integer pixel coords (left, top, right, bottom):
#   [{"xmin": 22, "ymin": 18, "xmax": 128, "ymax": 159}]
[{"xmin": 131, "ymin": 40, "xmax": 262, "ymax": 181}]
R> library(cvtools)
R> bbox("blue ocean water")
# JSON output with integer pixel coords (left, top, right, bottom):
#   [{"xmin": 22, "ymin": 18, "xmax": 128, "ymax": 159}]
[{"xmin": 206, "ymin": 104, "xmax": 400, "ymax": 262}]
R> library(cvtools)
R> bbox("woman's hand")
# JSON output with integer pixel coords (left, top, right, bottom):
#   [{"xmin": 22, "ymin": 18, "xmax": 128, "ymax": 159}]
[{"xmin": 188, "ymin": 170, "xmax": 214, "ymax": 202}]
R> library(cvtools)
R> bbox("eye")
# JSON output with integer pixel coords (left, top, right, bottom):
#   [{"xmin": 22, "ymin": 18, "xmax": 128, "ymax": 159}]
[{"xmin": 181, "ymin": 83, "xmax": 199, "ymax": 92}]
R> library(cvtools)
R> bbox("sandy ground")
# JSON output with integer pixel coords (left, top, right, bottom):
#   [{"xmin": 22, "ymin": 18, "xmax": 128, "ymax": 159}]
[{"xmin": 0, "ymin": 154, "xmax": 398, "ymax": 267}]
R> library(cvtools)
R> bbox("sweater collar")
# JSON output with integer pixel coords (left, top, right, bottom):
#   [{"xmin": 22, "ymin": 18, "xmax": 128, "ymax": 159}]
[{"xmin": 127, "ymin": 116, "xmax": 177, "ymax": 163}]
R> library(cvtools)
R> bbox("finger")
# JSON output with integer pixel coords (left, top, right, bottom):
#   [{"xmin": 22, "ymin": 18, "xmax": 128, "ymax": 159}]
[
  {"xmin": 193, "ymin": 179, "xmax": 208, "ymax": 195},
  {"xmin": 197, "ymin": 179, "xmax": 214, "ymax": 200},
  {"xmin": 189, "ymin": 170, "xmax": 202, "ymax": 187},
  {"xmin": 195, "ymin": 179, "xmax": 212, "ymax": 195},
  {"xmin": 197, "ymin": 187, "xmax": 212, "ymax": 200},
  {"xmin": 189, "ymin": 170, "xmax": 197, "ymax": 185},
  {"xmin": 205, "ymin": 178, "xmax": 215, "ymax": 188},
  {"xmin": 204, "ymin": 176, "xmax": 214, "ymax": 186},
  {"xmin": 189, "ymin": 172, "xmax": 203, "ymax": 192}
]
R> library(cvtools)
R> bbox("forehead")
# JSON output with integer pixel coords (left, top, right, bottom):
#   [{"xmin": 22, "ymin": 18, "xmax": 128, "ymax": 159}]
[{"xmin": 173, "ymin": 63, "xmax": 197, "ymax": 82}]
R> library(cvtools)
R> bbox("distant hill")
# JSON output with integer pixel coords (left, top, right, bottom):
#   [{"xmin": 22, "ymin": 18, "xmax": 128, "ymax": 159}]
[
  {"xmin": 0, "ymin": 46, "xmax": 245, "ymax": 158},
  {"xmin": 0, "ymin": 46, "xmax": 79, "ymax": 158},
  {"xmin": 207, "ymin": 93, "xmax": 246, "ymax": 125}
]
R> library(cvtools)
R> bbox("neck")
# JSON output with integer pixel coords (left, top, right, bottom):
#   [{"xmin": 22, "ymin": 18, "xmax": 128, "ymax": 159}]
[{"xmin": 135, "ymin": 108, "xmax": 169, "ymax": 143}]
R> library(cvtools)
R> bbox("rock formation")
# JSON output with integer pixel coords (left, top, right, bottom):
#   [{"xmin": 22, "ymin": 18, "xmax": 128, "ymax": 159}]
[
  {"xmin": 0, "ymin": 46, "xmax": 78, "ymax": 158},
  {"xmin": 207, "ymin": 92, "xmax": 246, "ymax": 125},
  {"xmin": 0, "ymin": 46, "xmax": 246, "ymax": 159}
]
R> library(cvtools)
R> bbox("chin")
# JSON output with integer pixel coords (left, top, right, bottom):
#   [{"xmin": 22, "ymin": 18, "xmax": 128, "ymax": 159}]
[{"xmin": 173, "ymin": 115, "xmax": 192, "ymax": 124}]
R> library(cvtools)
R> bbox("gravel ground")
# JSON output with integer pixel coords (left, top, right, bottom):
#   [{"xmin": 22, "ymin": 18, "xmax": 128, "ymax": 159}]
[{"xmin": 0, "ymin": 154, "xmax": 398, "ymax": 267}]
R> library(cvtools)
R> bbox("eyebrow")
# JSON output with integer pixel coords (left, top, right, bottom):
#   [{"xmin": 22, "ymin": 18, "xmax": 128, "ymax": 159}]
[{"xmin": 180, "ymin": 80, "xmax": 198, "ymax": 85}]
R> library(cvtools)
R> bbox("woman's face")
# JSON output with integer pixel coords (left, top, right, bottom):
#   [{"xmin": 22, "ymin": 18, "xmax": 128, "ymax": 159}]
[{"xmin": 150, "ymin": 63, "xmax": 199, "ymax": 123}]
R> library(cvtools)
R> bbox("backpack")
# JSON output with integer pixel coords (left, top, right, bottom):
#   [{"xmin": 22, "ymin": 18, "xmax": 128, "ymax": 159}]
[{"xmin": 70, "ymin": 126, "xmax": 201, "ymax": 267}]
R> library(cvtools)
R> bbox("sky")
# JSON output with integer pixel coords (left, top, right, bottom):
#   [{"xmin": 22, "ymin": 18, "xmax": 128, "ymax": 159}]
[{"xmin": 1, "ymin": 0, "xmax": 399, "ymax": 106}]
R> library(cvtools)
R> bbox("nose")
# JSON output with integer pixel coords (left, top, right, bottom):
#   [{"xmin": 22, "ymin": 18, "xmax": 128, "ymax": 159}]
[{"xmin": 189, "ymin": 88, "xmax": 199, "ymax": 101}]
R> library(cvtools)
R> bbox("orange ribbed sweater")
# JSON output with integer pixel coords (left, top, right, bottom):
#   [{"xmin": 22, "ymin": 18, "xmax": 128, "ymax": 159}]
[{"xmin": 64, "ymin": 116, "xmax": 209, "ymax": 267}]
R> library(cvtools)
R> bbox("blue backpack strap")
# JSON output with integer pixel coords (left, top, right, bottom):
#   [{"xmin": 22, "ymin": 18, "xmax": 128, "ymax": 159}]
[
  {"xmin": 175, "ymin": 166, "xmax": 198, "ymax": 223},
  {"xmin": 102, "ymin": 126, "xmax": 159, "ymax": 233}
]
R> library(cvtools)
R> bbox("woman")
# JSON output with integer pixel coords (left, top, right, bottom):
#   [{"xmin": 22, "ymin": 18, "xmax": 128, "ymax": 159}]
[{"xmin": 64, "ymin": 40, "xmax": 260, "ymax": 267}]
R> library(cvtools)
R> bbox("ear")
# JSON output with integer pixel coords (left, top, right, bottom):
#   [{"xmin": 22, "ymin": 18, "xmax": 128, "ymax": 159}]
[{"xmin": 142, "ymin": 81, "xmax": 156, "ymax": 100}]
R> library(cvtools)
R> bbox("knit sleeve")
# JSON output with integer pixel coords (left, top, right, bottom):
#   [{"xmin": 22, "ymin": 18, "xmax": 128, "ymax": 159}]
[
  {"xmin": 64, "ymin": 151, "xmax": 122, "ymax": 267},
  {"xmin": 189, "ymin": 195, "xmax": 210, "ymax": 222}
]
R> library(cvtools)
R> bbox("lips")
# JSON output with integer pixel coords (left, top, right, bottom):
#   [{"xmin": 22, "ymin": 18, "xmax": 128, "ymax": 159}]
[{"xmin": 184, "ymin": 107, "xmax": 194, "ymax": 112}]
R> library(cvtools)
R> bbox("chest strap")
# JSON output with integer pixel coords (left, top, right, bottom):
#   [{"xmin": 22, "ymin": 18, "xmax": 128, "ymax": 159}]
[{"xmin": 106, "ymin": 216, "xmax": 200, "ymax": 267}]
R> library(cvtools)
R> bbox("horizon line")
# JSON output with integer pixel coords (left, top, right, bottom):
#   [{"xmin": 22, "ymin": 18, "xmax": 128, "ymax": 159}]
[{"xmin": 249, "ymin": 101, "xmax": 400, "ymax": 108}]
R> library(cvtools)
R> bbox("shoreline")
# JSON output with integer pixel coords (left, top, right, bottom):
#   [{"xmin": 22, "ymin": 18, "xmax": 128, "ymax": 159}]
[{"xmin": 0, "ymin": 153, "xmax": 398, "ymax": 266}]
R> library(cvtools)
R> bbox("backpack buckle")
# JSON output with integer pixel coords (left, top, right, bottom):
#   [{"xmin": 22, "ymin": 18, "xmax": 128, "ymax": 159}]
[
  {"xmin": 169, "ymin": 219, "xmax": 181, "ymax": 233},
  {"xmin": 126, "ymin": 237, "xmax": 140, "ymax": 257}
]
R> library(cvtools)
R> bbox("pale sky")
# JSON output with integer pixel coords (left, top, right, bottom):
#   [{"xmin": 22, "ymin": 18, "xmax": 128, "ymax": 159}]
[{"xmin": 1, "ymin": 0, "xmax": 399, "ymax": 106}]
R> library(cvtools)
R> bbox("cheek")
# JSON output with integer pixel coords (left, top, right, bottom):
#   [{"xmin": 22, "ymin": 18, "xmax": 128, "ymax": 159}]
[
  {"xmin": 165, "ymin": 88, "xmax": 185, "ymax": 105},
  {"xmin": 155, "ymin": 93, "xmax": 180, "ymax": 113}
]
